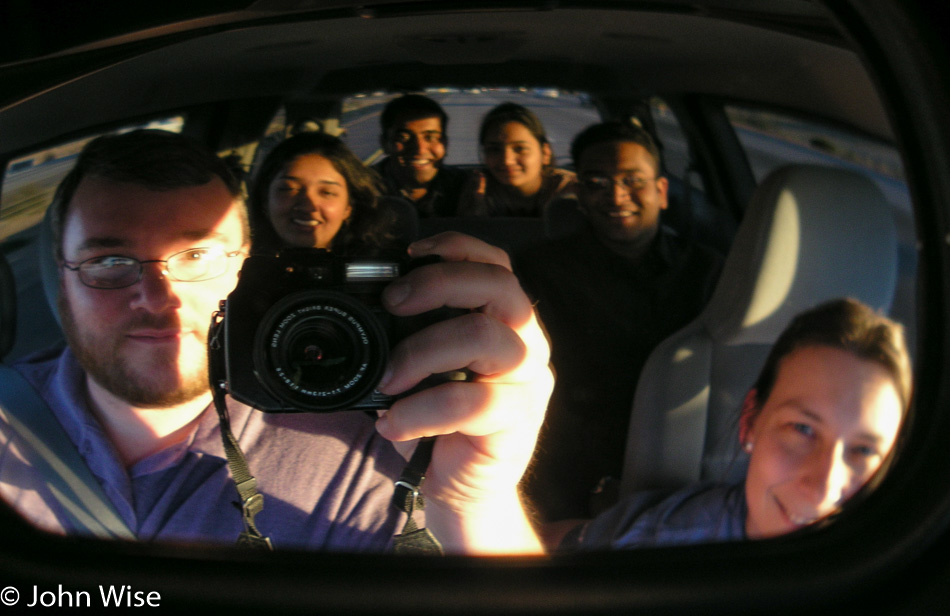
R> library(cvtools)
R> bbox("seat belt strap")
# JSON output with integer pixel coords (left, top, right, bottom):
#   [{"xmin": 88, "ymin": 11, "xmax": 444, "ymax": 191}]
[{"xmin": 0, "ymin": 365, "xmax": 134, "ymax": 540}]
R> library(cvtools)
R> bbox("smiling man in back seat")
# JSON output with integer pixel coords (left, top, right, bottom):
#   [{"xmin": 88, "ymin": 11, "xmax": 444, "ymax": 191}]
[
  {"xmin": 515, "ymin": 121, "xmax": 724, "ymax": 523},
  {"xmin": 372, "ymin": 94, "xmax": 469, "ymax": 217},
  {"xmin": 0, "ymin": 129, "xmax": 551, "ymax": 555}
]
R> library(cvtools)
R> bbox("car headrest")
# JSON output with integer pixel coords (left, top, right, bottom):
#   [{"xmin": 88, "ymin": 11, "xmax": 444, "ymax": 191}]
[
  {"xmin": 38, "ymin": 203, "xmax": 61, "ymax": 327},
  {"xmin": 378, "ymin": 195, "xmax": 419, "ymax": 245},
  {"xmin": 543, "ymin": 195, "xmax": 588, "ymax": 239},
  {"xmin": 701, "ymin": 164, "xmax": 897, "ymax": 346},
  {"xmin": 0, "ymin": 251, "xmax": 15, "ymax": 359}
]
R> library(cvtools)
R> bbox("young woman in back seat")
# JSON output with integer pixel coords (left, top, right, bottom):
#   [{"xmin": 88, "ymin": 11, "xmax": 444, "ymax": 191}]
[
  {"xmin": 249, "ymin": 132, "xmax": 406, "ymax": 256},
  {"xmin": 456, "ymin": 102, "xmax": 576, "ymax": 217},
  {"xmin": 555, "ymin": 298, "xmax": 911, "ymax": 550}
]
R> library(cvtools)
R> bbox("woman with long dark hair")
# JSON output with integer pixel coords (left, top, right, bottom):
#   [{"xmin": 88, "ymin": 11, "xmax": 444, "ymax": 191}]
[{"xmin": 249, "ymin": 132, "xmax": 401, "ymax": 256}]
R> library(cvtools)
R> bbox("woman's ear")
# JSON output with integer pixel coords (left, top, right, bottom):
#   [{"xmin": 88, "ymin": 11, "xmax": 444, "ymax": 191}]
[
  {"xmin": 541, "ymin": 142, "xmax": 552, "ymax": 166},
  {"xmin": 739, "ymin": 388, "xmax": 760, "ymax": 447}
]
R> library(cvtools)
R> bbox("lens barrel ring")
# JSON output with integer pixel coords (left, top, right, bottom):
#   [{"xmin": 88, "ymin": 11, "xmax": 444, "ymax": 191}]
[{"xmin": 253, "ymin": 290, "xmax": 389, "ymax": 412}]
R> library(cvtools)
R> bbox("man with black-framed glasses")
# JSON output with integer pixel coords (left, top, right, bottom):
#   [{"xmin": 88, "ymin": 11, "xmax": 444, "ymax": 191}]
[
  {"xmin": 514, "ymin": 121, "xmax": 724, "ymax": 526},
  {"xmin": 2, "ymin": 129, "xmax": 551, "ymax": 556},
  {"xmin": 572, "ymin": 122, "xmax": 671, "ymax": 260}
]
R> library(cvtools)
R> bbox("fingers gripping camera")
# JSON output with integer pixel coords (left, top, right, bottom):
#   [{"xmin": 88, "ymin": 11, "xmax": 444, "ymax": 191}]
[{"xmin": 209, "ymin": 249, "xmax": 456, "ymax": 413}]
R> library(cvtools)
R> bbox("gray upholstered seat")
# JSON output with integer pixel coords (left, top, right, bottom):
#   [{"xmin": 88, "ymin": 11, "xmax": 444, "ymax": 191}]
[{"xmin": 0, "ymin": 252, "xmax": 16, "ymax": 360}]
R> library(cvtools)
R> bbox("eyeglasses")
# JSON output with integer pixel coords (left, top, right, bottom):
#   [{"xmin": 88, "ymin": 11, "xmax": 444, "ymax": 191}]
[
  {"xmin": 62, "ymin": 247, "xmax": 244, "ymax": 290},
  {"xmin": 581, "ymin": 174, "xmax": 657, "ymax": 194}
]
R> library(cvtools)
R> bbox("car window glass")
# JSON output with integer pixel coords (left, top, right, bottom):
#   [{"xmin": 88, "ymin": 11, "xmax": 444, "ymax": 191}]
[
  {"xmin": 646, "ymin": 97, "xmax": 726, "ymax": 250},
  {"xmin": 263, "ymin": 106, "xmax": 289, "ymax": 140},
  {"xmin": 726, "ymin": 105, "xmax": 909, "ymax": 213}
]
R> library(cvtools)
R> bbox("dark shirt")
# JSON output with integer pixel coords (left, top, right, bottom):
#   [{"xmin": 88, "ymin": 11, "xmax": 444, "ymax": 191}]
[
  {"xmin": 371, "ymin": 158, "xmax": 469, "ymax": 217},
  {"xmin": 514, "ymin": 226, "xmax": 724, "ymax": 521}
]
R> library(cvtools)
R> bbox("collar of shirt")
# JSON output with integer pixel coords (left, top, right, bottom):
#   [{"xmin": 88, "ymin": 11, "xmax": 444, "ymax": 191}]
[
  {"xmin": 581, "ymin": 224, "xmax": 681, "ymax": 276},
  {"xmin": 374, "ymin": 157, "xmax": 466, "ymax": 216},
  {"xmin": 45, "ymin": 349, "xmax": 239, "ymax": 479}
]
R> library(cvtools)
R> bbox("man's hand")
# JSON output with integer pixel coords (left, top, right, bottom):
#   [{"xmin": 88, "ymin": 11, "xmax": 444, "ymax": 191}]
[{"xmin": 376, "ymin": 232, "xmax": 553, "ymax": 555}]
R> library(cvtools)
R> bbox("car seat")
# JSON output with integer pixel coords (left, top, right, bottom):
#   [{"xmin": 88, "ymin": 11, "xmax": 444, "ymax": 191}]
[
  {"xmin": 0, "ymin": 252, "xmax": 15, "ymax": 360},
  {"xmin": 542, "ymin": 195, "xmax": 587, "ymax": 240},
  {"xmin": 38, "ymin": 204, "xmax": 61, "ymax": 328},
  {"xmin": 0, "ymin": 209, "xmax": 66, "ymax": 362},
  {"xmin": 379, "ymin": 195, "xmax": 420, "ymax": 246},
  {"xmin": 418, "ymin": 216, "xmax": 548, "ymax": 256},
  {"xmin": 619, "ymin": 164, "xmax": 899, "ymax": 495}
]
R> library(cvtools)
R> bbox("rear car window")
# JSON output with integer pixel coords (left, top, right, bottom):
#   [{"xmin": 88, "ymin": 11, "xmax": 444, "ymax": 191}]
[{"xmin": 339, "ymin": 87, "xmax": 601, "ymax": 168}]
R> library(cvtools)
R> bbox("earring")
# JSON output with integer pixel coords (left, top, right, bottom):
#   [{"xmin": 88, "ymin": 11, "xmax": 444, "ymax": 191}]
[{"xmin": 744, "ymin": 442, "xmax": 754, "ymax": 453}]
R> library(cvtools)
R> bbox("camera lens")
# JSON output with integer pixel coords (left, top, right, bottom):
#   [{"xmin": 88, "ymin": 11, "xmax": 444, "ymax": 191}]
[
  {"xmin": 254, "ymin": 290, "xmax": 388, "ymax": 411},
  {"xmin": 282, "ymin": 318, "xmax": 360, "ymax": 391}
]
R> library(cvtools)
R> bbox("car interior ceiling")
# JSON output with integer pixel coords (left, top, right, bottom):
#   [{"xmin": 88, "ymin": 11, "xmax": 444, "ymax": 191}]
[{"xmin": 0, "ymin": 7, "xmax": 892, "ymax": 152}]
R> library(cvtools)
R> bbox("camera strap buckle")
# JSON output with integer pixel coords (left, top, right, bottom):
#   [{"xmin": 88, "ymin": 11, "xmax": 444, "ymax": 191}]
[
  {"xmin": 207, "ymin": 319, "xmax": 275, "ymax": 551},
  {"xmin": 391, "ymin": 437, "xmax": 443, "ymax": 555},
  {"xmin": 239, "ymin": 483, "xmax": 265, "ymax": 522},
  {"xmin": 236, "ymin": 490, "xmax": 273, "ymax": 550}
]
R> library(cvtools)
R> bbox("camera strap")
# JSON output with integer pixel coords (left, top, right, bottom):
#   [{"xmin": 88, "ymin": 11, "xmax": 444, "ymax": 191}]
[
  {"xmin": 208, "ymin": 311, "xmax": 442, "ymax": 554},
  {"xmin": 209, "ymin": 313, "xmax": 273, "ymax": 550},
  {"xmin": 391, "ymin": 436, "xmax": 443, "ymax": 555}
]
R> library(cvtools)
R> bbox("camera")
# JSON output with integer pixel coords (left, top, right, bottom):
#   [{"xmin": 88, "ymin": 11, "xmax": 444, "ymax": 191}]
[{"xmin": 209, "ymin": 248, "xmax": 451, "ymax": 413}]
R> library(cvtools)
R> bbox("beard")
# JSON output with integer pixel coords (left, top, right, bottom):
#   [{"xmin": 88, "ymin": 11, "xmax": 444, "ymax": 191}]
[{"xmin": 59, "ymin": 294, "xmax": 210, "ymax": 408}]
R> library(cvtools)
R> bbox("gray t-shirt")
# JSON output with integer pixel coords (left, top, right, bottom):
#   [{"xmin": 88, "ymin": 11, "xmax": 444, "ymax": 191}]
[{"xmin": 2, "ymin": 347, "xmax": 407, "ymax": 551}]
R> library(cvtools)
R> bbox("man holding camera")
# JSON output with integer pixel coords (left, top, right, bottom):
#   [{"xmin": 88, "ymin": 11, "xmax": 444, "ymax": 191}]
[{"xmin": 1, "ymin": 130, "xmax": 550, "ymax": 555}]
